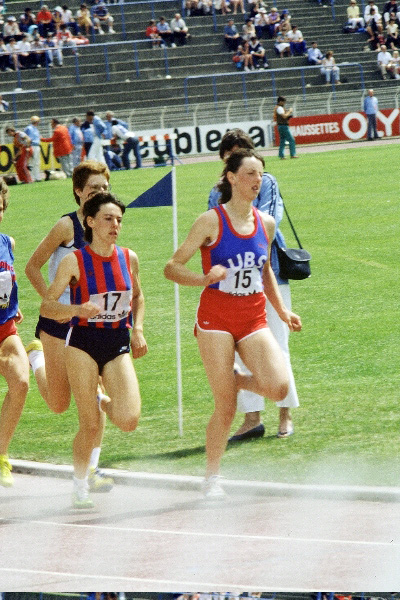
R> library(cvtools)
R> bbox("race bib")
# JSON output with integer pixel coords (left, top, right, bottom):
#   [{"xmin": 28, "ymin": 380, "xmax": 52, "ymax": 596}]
[
  {"xmin": 218, "ymin": 266, "xmax": 263, "ymax": 296},
  {"xmin": 0, "ymin": 271, "xmax": 13, "ymax": 308},
  {"xmin": 88, "ymin": 289, "xmax": 132, "ymax": 322}
]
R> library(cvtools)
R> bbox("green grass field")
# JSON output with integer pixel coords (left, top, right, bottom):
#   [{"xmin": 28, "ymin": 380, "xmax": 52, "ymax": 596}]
[{"xmin": 3, "ymin": 144, "xmax": 399, "ymax": 486}]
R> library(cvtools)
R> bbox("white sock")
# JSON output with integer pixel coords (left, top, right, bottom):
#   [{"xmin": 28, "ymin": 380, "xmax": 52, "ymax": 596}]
[
  {"xmin": 73, "ymin": 475, "xmax": 88, "ymax": 491},
  {"xmin": 89, "ymin": 447, "xmax": 101, "ymax": 470},
  {"xmin": 28, "ymin": 350, "xmax": 45, "ymax": 374}
]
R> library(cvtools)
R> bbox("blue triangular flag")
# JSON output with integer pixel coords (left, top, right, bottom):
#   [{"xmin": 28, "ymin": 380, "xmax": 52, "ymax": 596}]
[{"xmin": 127, "ymin": 171, "xmax": 173, "ymax": 208}]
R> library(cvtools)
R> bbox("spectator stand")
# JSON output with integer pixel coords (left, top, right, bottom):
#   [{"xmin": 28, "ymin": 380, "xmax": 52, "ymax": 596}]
[
  {"xmin": 0, "ymin": 89, "xmax": 44, "ymax": 126},
  {"xmin": 183, "ymin": 62, "xmax": 366, "ymax": 108}
]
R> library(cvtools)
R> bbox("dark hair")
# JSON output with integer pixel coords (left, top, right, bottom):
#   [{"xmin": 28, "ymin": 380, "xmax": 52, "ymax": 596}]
[
  {"xmin": 83, "ymin": 192, "xmax": 125, "ymax": 243},
  {"xmin": 217, "ymin": 148, "xmax": 265, "ymax": 204},
  {"xmin": 86, "ymin": 110, "xmax": 95, "ymax": 117},
  {"xmin": 51, "ymin": 118, "xmax": 60, "ymax": 125},
  {"xmin": 218, "ymin": 128, "xmax": 255, "ymax": 159},
  {"xmin": 72, "ymin": 160, "xmax": 110, "ymax": 205},
  {"xmin": 277, "ymin": 95, "xmax": 286, "ymax": 103}
]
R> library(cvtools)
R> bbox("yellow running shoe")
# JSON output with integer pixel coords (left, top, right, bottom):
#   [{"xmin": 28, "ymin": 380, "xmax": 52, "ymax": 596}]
[
  {"xmin": 25, "ymin": 339, "xmax": 43, "ymax": 355},
  {"xmin": 72, "ymin": 489, "xmax": 95, "ymax": 509},
  {"xmin": 88, "ymin": 467, "xmax": 114, "ymax": 493},
  {"xmin": 0, "ymin": 454, "xmax": 13, "ymax": 487}
]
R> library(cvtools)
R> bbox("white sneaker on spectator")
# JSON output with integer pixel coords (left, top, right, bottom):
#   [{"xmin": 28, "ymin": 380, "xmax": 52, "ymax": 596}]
[
  {"xmin": 109, "ymin": 28, "xmax": 116, "ymax": 33},
  {"xmin": 171, "ymin": 42, "xmax": 176, "ymax": 47},
  {"xmin": 244, "ymin": 66, "xmax": 250, "ymax": 72},
  {"xmin": 99, "ymin": 28, "xmax": 105, "ymax": 34}
]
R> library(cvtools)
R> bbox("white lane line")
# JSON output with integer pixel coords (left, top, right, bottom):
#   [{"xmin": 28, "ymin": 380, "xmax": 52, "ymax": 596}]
[{"xmin": 3, "ymin": 518, "xmax": 399, "ymax": 548}]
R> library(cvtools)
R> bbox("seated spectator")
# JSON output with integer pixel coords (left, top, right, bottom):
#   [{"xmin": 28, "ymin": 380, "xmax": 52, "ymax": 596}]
[
  {"xmin": 76, "ymin": 4, "xmax": 93, "ymax": 35},
  {"xmin": 242, "ymin": 40, "xmax": 255, "ymax": 70},
  {"xmin": 170, "ymin": 13, "xmax": 189, "ymax": 45},
  {"xmin": 157, "ymin": 16, "xmax": 175, "ymax": 47},
  {"xmin": 53, "ymin": 7, "xmax": 64, "ymax": 32},
  {"xmin": 242, "ymin": 17, "xmax": 256, "ymax": 41},
  {"xmin": 347, "ymin": 0, "xmax": 365, "ymax": 29},
  {"xmin": 232, "ymin": 44, "xmax": 245, "ymax": 68},
  {"xmin": 16, "ymin": 33, "xmax": 33, "ymax": 68},
  {"xmin": 254, "ymin": 7, "xmax": 269, "ymax": 39},
  {"xmin": 92, "ymin": 0, "xmax": 116, "ymax": 34},
  {"xmin": 44, "ymin": 31, "xmax": 63, "ymax": 66},
  {"xmin": 307, "ymin": 40, "xmax": 323, "ymax": 64},
  {"xmin": 224, "ymin": 18, "xmax": 242, "ymax": 51},
  {"xmin": 214, "ymin": 0, "xmax": 231, "ymax": 15},
  {"xmin": 321, "ymin": 50, "xmax": 341, "ymax": 83},
  {"xmin": 19, "ymin": 8, "xmax": 36, "ymax": 33},
  {"xmin": 383, "ymin": 0, "xmax": 398, "ymax": 22},
  {"xmin": 377, "ymin": 43, "xmax": 396, "ymax": 76},
  {"xmin": 274, "ymin": 29, "xmax": 291, "ymax": 56},
  {"xmin": 185, "ymin": 0, "xmax": 211, "ymax": 16},
  {"xmin": 30, "ymin": 33, "xmax": 46, "ymax": 67},
  {"xmin": 391, "ymin": 47, "xmax": 400, "ymax": 75},
  {"xmin": 247, "ymin": 0, "xmax": 261, "ymax": 18},
  {"xmin": 267, "ymin": 7, "xmax": 280, "ymax": 37},
  {"xmin": 3, "ymin": 16, "xmax": 22, "ymax": 43},
  {"xmin": 230, "ymin": 0, "xmax": 245, "ymax": 15},
  {"xmin": 279, "ymin": 13, "xmax": 292, "ymax": 35},
  {"xmin": 249, "ymin": 34, "xmax": 269, "ymax": 68},
  {"xmin": 366, "ymin": 6, "xmax": 383, "ymax": 39},
  {"xmin": 364, "ymin": 0, "xmax": 379, "ymax": 22},
  {"xmin": 61, "ymin": 4, "xmax": 78, "ymax": 35},
  {"xmin": 145, "ymin": 19, "xmax": 162, "ymax": 47},
  {"xmin": 36, "ymin": 4, "xmax": 54, "ymax": 37},
  {"xmin": 56, "ymin": 23, "xmax": 78, "ymax": 55},
  {"xmin": 385, "ymin": 16, "xmax": 400, "ymax": 46},
  {"xmin": 6, "ymin": 38, "xmax": 22, "ymax": 70},
  {"xmin": 0, "ymin": 94, "xmax": 9, "ymax": 111},
  {"xmin": 286, "ymin": 24, "xmax": 307, "ymax": 55},
  {"xmin": 0, "ymin": 37, "xmax": 11, "ymax": 71}
]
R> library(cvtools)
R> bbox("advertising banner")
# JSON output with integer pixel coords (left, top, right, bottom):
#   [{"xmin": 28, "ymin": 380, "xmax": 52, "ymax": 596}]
[
  {"xmin": 274, "ymin": 109, "xmax": 400, "ymax": 145},
  {"xmin": 0, "ymin": 142, "xmax": 59, "ymax": 175}
]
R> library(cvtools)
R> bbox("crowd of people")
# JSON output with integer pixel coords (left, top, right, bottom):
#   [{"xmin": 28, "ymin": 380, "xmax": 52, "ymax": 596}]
[
  {"xmin": 145, "ymin": 13, "xmax": 190, "ymax": 48},
  {"xmin": 4, "ymin": 109, "xmax": 141, "ymax": 184},
  {"xmin": 0, "ymin": 1, "xmax": 116, "ymax": 71}
]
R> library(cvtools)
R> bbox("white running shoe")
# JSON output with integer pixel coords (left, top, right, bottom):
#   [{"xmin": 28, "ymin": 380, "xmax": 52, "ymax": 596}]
[{"xmin": 202, "ymin": 475, "xmax": 226, "ymax": 499}]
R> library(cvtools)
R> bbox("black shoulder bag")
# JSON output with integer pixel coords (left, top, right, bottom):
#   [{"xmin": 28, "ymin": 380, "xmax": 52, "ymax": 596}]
[{"xmin": 275, "ymin": 203, "xmax": 312, "ymax": 280}]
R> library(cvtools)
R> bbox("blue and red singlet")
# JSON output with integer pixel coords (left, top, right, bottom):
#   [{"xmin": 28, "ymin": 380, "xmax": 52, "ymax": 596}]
[
  {"xmin": 197, "ymin": 205, "xmax": 270, "ymax": 342},
  {"xmin": 70, "ymin": 244, "xmax": 133, "ymax": 329},
  {"xmin": 0, "ymin": 234, "xmax": 18, "ymax": 325}
]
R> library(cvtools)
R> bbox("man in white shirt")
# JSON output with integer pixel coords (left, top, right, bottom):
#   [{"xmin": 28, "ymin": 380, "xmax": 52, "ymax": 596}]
[
  {"xmin": 111, "ymin": 120, "xmax": 142, "ymax": 169},
  {"xmin": 286, "ymin": 24, "xmax": 307, "ymax": 55},
  {"xmin": 170, "ymin": 13, "xmax": 189, "ymax": 45},
  {"xmin": 377, "ymin": 44, "xmax": 395, "ymax": 78}
]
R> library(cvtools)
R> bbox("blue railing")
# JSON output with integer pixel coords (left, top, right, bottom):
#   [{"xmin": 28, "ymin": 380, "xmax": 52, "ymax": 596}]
[
  {"xmin": 2, "ymin": 89, "xmax": 44, "ymax": 125},
  {"xmin": 183, "ymin": 62, "xmax": 366, "ymax": 110}
]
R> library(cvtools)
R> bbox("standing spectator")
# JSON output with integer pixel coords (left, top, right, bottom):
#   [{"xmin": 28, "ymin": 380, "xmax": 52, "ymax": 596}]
[
  {"xmin": 224, "ymin": 18, "xmax": 242, "ymax": 51},
  {"xmin": 347, "ymin": 0, "xmax": 365, "ymax": 29},
  {"xmin": 111, "ymin": 120, "xmax": 142, "ymax": 169},
  {"xmin": 5, "ymin": 126, "xmax": 33, "ymax": 183},
  {"xmin": 254, "ymin": 7, "xmax": 269, "ymax": 39},
  {"xmin": 273, "ymin": 96, "xmax": 297, "ymax": 159},
  {"xmin": 321, "ymin": 50, "xmax": 341, "ymax": 84},
  {"xmin": 249, "ymin": 35, "xmax": 269, "ymax": 68},
  {"xmin": 92, "ymin": 0, "xmax": 116, "ymax": 35},
  {"xmin": 286, "ymin": 24, "xmax": 307, "ymax": 55},
  {"xmin": 3, "ymin": 17, "xmax": 22, "ymax": 44},
  {"xmin": 44, "ymin": 32, "xmax": 63, "ymax": 66},
  {"xmin": 157, "ymin": 16, "xmax": 175, "ymax": 47},
  {"xmin": 86, "ymin": 110, "xmax": 106, "ymax": 164},
  {"xmin": 242, "ymin": 17, "xmax": 256, "ymax": 41},
  {"xmin": 145, "ymin": 19, "xmax": 162, "ymax": 47},
  {"xmin": 81, "ymin": 119, "xmax": 94, "ymax": 156},
  {"xmin": 267, "ymin": 7, "xmax": 281, "ymax": 37},
  {"xmin": 363, "ymin": 88, "xmax": 379, "ymax": 140},
  {"xmin": 307, "ymin": 40, "xmax": 323, "ymax": 64},
  {"xmin": 76, "ymin": 3, "xmax": 93, "ymax": 35},
  {"xmin": 104, "ymin": 110, "xmax": 128, "ymax": 140},
  {"xmin": 41, "ymin": 118, "xmax": 74, "ymax": 177},
  {"xmin": 24, "ymin": 115, "xmax": 42, "ymax": 182},
  {"xmin": 36, "ymin": 4, "xmax": 54, "ymax": 38},
  {"xmin": 68, "ymin": 117, "xmax": 84, "ymax": 167},
  {"xmin": 377, "ymin": 43, "xmax": 396, "ymax": 77},
  {"xmin": 170, "ymin": 13, "xmax": 189, "ymax": 46}
]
